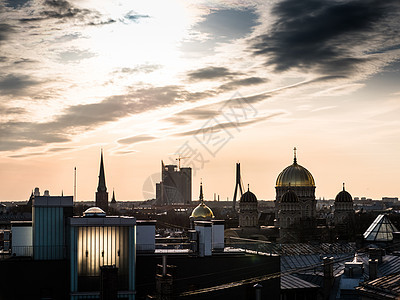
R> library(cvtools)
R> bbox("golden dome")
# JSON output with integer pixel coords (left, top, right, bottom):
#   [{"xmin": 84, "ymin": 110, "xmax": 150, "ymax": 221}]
[
  {"xmin": 190, "ymin": 182, "xmax": 214, "ymax": 219},
  {"xmin": 191, "ymin": 202, "xmax": 215, "ymax": 218},
  {"xmin": 276, "ymin": 148, "xmax": 315, "ymax": 187}
]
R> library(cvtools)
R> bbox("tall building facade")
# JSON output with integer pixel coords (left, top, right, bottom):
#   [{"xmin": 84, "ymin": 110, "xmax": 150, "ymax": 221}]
[
  {"xmin": 156, "ymin": 161, "xmax": 192, "ymax": 205},
  {"xmin": 96, "ymin": 150, "xmax": 109, "ymax": 212}
]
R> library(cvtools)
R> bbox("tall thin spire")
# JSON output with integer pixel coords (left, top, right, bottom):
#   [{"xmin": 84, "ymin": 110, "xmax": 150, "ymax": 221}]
[
  {"xmin": 199, "ymin": 180, "xmax": 204, "ymax": 202},
  {"xmin": 293, "ymin": 147, "xmax": 297, "ymax": 164},
  {"xmin": 343, "ymin": 182, "xmax": 345, "ymax": 191},
  {"xmin": 97, "ymin": 149, "xmax": 107, "ymax": 193}
]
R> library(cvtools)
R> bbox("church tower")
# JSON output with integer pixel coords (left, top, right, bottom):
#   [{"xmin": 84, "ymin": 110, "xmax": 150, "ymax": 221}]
[{"xmin": 95, "ymin": 150, "xmax": 109, "ymax": 212}]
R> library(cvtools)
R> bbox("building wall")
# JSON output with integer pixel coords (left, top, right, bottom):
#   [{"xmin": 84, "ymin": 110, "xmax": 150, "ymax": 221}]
[
  {"xmin": 11, "ymin": 225, "xmax": 32, "ymax": 256},
  {"xmin": 33, "ymin": 206, "xmax": 65, "ymax": 260}
]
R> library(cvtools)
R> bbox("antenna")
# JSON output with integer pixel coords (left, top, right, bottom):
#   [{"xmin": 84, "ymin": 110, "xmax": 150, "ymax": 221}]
[{"xmin": 74, "ymin": 167, "xmax": 77, "ymax": 201}]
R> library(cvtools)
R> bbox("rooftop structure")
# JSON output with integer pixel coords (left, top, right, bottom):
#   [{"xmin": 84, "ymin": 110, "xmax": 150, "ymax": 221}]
[{"xmin": 363, "ymin": 214, "xmax": 398, "ymax": 242}]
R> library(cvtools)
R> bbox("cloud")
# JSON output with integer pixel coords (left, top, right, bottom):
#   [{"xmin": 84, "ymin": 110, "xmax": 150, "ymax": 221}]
[
  {"xmin": 123, "ymin": 11, "xmax": 150, "ymax": 23},
  {"xmin": 57, "ymin": 48, "xmax": 96, "ymax": 63},
  {"xmin": 0, "ymin": 104, "xmax": 26, "ymax": 115},
  {"xmin": 252, "ymin": 0, "xmax": 400, "ymax": 74},
  {"xmin": 0, "ymin": 23, "xmax": 15, "ymax": 44},
  {"xmin": 218, "ymin": 76, "xmax": 267, "ymax": 91},
  {"xmin": 0, "ymin": 74, "xmax": 41, "ymax": 96},
  {"xmin": 165, "ymin": 75, "xmax": 344, "ymax": 126},
  {"xmin": 0, "ymin": 85, "xmax": 213, "ymax": 151},
  {"xmin": 18, "ymin": 0, "xmax": 113, "ymax": 25},
  {"xmin": 118, "ymin": 134, "xmax": 156, "ymax": 145},
  {"xmin": 181, "ymin": 7, "xmax": 260, "ymax": 55},
  {"xmin": 187, "ymin": 66, "xmax": 240, "ymax": 81},
  {"xmin": 114, "ymin": 64, "xmax": 161, "ymax": 74},
  {"xmin": 174, "ymin": 114, "xmax": 283, "ymax": 137}
]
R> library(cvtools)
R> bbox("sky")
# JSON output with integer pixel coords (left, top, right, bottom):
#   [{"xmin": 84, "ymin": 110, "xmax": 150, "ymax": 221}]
[{"xmin": 1, "ymin": 0, "xmax": 400, "ymax": 202}]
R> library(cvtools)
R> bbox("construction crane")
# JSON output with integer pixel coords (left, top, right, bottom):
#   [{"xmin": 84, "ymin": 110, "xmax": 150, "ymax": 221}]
[{"xmin": 176, "ymin": 155, "xmax": 190, "ymax": 170}]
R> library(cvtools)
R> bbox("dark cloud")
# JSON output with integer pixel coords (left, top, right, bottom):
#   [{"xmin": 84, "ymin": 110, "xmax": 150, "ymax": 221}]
[
  {"xmin": 41, "ymin": 0, "xmax": 92, "ymax": 19},
  {"xmin": 218, "ymin": 76, "xmax": 267, "ymax": 91},
  {"xmin": 0, "ymin": 24, "xmax": 15, "ymax": 44},
  {"xmin": 118, "ymin": 135, "xmax": 156, "ymax": 145},
  {"xmin": 0, "ymin": 74, "xmax": 40, "ymax": 96},
  {"xmin": 5, "ymin": 0, "xmax": 30, "ymax": 9},
  {"xmin": 187, "ymin": 67, "xmax": 240, "ymax": 81},
  {"xmin": 252, "ymin": 0, "xmax": 400, "ymax": 74},
  {"xmin": 19, "ymin": 0, "xmax": 113, "ymax": 25}
]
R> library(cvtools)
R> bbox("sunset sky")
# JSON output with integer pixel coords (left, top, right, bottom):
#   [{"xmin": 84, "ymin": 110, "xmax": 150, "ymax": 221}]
[{"xmin": 1, "ymin": 0, "xmax": 400, "ymax": 201}]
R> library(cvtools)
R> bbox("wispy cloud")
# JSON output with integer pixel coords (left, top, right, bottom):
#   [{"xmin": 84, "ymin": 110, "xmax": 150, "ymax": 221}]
[{"xmin": 118, "ymin": 134, "xmax": 156, "ymax": 145}]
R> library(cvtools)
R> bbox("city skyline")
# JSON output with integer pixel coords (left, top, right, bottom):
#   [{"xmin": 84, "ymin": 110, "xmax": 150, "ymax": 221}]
[{"xmin": 1, "ymin": 0, "xmax": 400, "ymax": 201}]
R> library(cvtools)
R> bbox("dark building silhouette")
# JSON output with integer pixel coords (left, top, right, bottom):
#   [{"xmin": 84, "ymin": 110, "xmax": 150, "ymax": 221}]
[
  {"xmin": 156, "ymin": 161, "xmax": 192, "ymax": 205},
  {"xmin": 96, "ymin": 150, "xmax": 109, "ymax": 212}
]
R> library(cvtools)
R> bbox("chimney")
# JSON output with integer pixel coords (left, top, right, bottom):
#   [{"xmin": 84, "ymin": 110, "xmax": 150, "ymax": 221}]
[
  {"xmin": 369, "ymin": 259, "xmax": 378, "ymax": 280},
  {"xmin": 323, "ymin": 257, "xmax": 334, "ymax": 300},
  {"xmin": 369, "ymin": 248, "xmax": 383, "ymax": 263}
]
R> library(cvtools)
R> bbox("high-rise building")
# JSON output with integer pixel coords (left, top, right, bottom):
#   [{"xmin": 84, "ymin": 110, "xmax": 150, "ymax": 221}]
[
  {"xmin": 96, "ymin": 150, "xmax": 109, "ymax": 212},
  {"xmin": 156, "ymin": 161, "xmax": 191, "ymax": 205}
]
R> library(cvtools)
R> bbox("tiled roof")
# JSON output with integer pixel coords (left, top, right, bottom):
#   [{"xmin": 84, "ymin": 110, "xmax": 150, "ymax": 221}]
[{"xmin": 356, "ymin": 272, "xmax": 400, "ymax": 299}]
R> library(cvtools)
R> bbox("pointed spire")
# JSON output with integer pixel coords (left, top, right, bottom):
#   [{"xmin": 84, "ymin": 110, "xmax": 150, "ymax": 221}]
[
  {"xmin": 248, "ymin": 184, "xmax": 250, "ymax": 191},
  {"xmin": 97, "ymin": 149, "xmax": 107, "ymax": 193},
  {"xmin": 111, "ymin": 189, "xmax": 116, "ymax": 203},
  {"xmin": 61, "ymin": 190, "xmax": 64, "ymax": 197},
  {"xmin": 293, "ymin": 147, "xmax": 297, "ymax": 164},
  {"xmin": 343, "ymin": 182, "xmax": 345, "ymax": 191},
  {"xmin": 199, "ymin": 180, "xmax": 204, "ymax": 202}
]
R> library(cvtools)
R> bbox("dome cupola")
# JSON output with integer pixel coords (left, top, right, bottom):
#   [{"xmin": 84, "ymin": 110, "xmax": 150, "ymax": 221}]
[
  {"xmin": 190, "ymin": 182, "xmax": 214, "ymax": 219},
  {"xmin": 280, "ymin": 189, "xmax": 299, "ymax": 203},
  {"xmin": 276, "ymin": 147, "xmax": 315, "ymax": 187},
  {"xmin": 335, "ymin": 183, "xmax": 353, "ymax": 202},
  {"xmin": 83, "ymin": 206, "xmax": 106, "ymax": 217},
  {"xmin": 240, "ymin": 185, "xmax": 257, "ymax": 203}
]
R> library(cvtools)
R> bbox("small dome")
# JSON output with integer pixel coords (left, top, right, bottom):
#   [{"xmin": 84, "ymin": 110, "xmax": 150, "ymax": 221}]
[
  {"xmin": 281, "ymin": 190, "xmax": 299, "ymax": 203},
  {"xmin": 240, "ymin": 187, "xmax": 257, "ymax": 203},
  {"xmin": 190, "ymin": 202, "xmax": 214, "ymax": 219},
  {"xmin": 190, "ymin": 181, "xmax": 214, "ymax": 219},
  {"xmin": 276, "ymin": 148, "xmax": 315, "ymax": 187},
  {"xmin": 83, "ymin": 206, "xmax": 106, "ymax": 217},
  {"xmin": 335, "ymin": 184, "xmax": 353, "ymax": 202}
]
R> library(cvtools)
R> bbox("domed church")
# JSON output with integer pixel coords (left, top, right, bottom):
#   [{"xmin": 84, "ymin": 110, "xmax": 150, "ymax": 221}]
[
  {"xmin": 239, "ymin": 185, "xmax": 258, "ymax": 228},
  {"xmin": 275, "ymin": 148, "xmax": 317, "ymax": 241}
]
